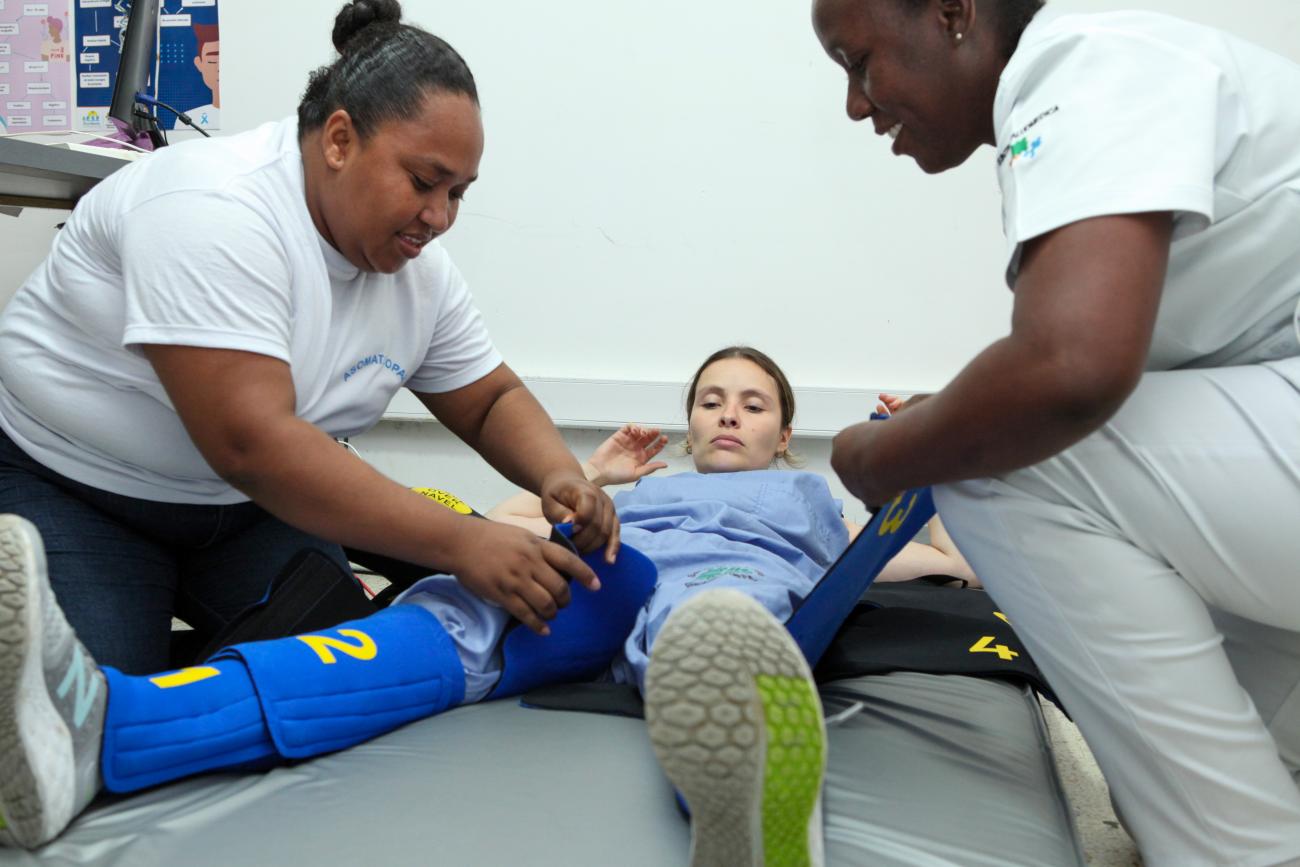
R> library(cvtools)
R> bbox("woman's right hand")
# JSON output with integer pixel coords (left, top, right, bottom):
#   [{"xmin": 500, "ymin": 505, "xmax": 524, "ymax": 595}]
[
  {"xmin": 584, "ymin": 423, "xmax": 669, "ymax": 486},
  {"xmin": 876, "ymin": 393, "xmax": 930, "ymax": 416},
  {"xmin": 876, "ymin": 393, "xmax": 906, "ymax": 416},
  {"xmin": 447, "ymin": 519, "xmax": 600, "ymax": 635}
]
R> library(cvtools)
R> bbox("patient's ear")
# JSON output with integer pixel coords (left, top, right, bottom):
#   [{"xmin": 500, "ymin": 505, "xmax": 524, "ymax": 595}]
[{"xmin": 776, "ymin": 426, "xmax": 793, "ymax": 455}]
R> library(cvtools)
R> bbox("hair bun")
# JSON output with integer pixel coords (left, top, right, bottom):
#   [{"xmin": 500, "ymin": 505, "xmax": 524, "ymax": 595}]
[{"xmin": 332, "ymin": 0, "xmax": 403, "ymax": 54}]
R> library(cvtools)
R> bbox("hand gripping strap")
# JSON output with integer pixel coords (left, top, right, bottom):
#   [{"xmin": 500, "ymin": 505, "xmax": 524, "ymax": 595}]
[
  {"xmin": 101, "ymin": 659, "xmax": 276, "ymax": 793},
  {"xmin": 212, "ymin": 605, "xmax": 466, "ymax": 759},
  {"xmin": 786, "ymin": 486, "xmax": 936, "ymax": 668},
  {"xmin": 490, "ymin": 529, "xmax": 658, "ymax": 699}
]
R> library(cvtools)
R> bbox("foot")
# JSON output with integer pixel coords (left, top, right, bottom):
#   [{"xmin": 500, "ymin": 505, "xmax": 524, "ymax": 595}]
[
  {"xmin": 0, "ymin": 515, "xmax": 106, "ymax": 848},
  {"xmin": 645, "ymin": 589, "xmax": 826, "ymax": 867}
]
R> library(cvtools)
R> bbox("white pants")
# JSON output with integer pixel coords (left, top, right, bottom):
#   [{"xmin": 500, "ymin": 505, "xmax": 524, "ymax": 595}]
[{"xmin": 935, "ymin": 358, "xmax": 1300, "ymax": 867}]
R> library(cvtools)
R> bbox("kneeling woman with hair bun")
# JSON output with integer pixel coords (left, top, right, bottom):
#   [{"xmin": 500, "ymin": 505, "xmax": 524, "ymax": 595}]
[{"xmin": 0, "ymin": 0, "xmax": 617, "ymax": 679}]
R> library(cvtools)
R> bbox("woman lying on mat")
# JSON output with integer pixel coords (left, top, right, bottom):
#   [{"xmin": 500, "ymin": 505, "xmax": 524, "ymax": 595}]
[
  {"xmin": 485, "ymin": 343, "xmax": 978, "ymax": 680},
  {"xmin": 0, "ymin": 344, "xmax": 954, "ymax": 862},
  {"xmin": 491, "ymin": 389, "xmax": 972, "ymax": 587}
]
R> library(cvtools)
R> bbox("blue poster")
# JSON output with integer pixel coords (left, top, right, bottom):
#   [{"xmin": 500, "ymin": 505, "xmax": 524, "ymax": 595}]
[{"xmin": 74, "ymin": 0, "xmax": 219, "ymax": 133}]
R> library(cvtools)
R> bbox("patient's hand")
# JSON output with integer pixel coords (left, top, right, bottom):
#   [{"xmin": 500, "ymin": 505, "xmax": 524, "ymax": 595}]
[
  {"xmin": 585, "ymin": 423, "xmax": 669, "ymax": 486},
  {"xmin": 876, "ymin": 392, "xmax": 930, "ymax": 416},
  {"xmin": 876, "ymin": 393, "xmax": 905, "ymax": 416}
]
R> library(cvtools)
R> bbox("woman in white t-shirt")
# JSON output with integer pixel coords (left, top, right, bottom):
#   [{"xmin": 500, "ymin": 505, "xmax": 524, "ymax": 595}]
[
  {"xmin": 0, "ymin": 0, "xmax": 620, "ymax": 676},
  {"xmin": 813, "ymin": 1, "xmax": 1300, "ymax": 864}
]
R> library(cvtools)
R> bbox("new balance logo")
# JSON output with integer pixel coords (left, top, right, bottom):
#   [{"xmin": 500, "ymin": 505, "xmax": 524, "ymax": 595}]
[{"xmin": 56, "ymin": 645, "xmax": 99, "ymax": 729}]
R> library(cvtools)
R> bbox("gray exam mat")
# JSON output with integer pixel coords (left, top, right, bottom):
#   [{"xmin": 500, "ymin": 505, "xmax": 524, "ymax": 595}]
[{"xmin": 2, "ymin": 672, "xmax": 1082, "ymax": 867}]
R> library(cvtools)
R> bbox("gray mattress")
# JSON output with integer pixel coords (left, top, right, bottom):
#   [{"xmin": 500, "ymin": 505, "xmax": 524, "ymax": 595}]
[{"xmin": 2, "ymin": 672, "xmax": 1083, "ymax": 866}]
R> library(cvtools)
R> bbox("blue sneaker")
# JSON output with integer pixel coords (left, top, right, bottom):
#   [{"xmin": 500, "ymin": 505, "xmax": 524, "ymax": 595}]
[
  {"xmin": 0, "ymin": 515, "xmax": 105, "ymax": 848},
  {"xmin": 645, "ymin": 589, "xmax": 826, "ymax": 867}
]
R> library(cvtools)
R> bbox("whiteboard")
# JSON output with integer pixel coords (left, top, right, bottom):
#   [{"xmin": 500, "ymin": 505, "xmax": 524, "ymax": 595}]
[{"xmin": 193, "ymin": 0, "xmax": 1300, "ymax": 399}]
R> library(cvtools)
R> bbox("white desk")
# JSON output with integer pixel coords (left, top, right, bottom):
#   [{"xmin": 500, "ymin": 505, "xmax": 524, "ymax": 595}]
[{"xmin": 0, "ymin": 138, "xmax": 133, "ymax": 210}]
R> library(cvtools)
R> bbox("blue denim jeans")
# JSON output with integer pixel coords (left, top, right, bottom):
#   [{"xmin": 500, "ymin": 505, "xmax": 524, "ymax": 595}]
[{"xmin": 0, "ymin": 428, "xmax": 349, "ymax": 674}]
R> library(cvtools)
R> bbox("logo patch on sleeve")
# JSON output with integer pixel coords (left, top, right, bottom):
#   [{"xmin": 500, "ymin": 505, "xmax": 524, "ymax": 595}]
[{"xmin": 997, "ymin": 105, "xmax": 1059, "ymax": 167}]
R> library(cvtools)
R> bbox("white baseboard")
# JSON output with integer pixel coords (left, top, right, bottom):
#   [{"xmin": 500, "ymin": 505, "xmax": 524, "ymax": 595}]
[{"xmin": 384, "ymin": 377, "xmax": 909, "ymax": 439}]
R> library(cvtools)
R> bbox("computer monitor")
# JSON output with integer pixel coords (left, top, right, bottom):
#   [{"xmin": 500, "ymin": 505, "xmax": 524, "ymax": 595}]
[{"xmin": 105, "ymin": 0, "xmax": 161, "ymax": 150}]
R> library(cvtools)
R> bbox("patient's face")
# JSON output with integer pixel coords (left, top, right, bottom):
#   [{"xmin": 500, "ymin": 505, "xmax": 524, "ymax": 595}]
[{"xmin": 688, "ymin": 358, "xmax": 792, "ymax": 474}]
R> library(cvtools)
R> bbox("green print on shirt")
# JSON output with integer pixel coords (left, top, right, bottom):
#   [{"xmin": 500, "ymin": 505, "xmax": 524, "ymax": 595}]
[{"xmin": 685, "ymin": 566, "xmax": 762, "ymax": 588}]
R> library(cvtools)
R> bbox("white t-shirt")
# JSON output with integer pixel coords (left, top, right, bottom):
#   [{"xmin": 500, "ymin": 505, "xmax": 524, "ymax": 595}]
[
  {"xmin": 995, "ymin": 10, "xmax": 1300, "ymax": 371},
  {"xmin": 0, "ymin": 118, "xmax": 501, "ymax": 504}
]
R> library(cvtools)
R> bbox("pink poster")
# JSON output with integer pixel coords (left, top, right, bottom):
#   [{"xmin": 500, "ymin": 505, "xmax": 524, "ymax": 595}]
[{"xmin": 0, "ymin": 1, "xmax": 74, "ymax": 133}]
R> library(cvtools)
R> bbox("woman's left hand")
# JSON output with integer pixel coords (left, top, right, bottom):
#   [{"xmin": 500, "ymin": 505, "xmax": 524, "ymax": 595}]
[
  {"xmin": 586, "ymin": 423, "xmax": 669, "ymax": 486},
  {"xmin": 830, "ymin": 420, "xmax": 899, "ymax": 508},
  {"xmin": 540, "ymin": 471, "xmax": 621, "ymax": 563}
]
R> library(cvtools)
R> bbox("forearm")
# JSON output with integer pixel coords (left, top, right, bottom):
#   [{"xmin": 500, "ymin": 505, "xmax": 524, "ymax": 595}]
[
  {"xmin": 466, "ymin": 383, "xmax": 587, "ymax": 494},
  {"xmin": 877, "ymin": 541, "xmax": 973, "ymax": 583},
  {"xmin": 852, "ymin": 333, "xmax": 1127, "ymax": 493},
  {"xmin": 220, "ymin": 416, "xmax": 476, "ymax": 571},
  {"xmin": 485, "ymin": 461, "xmax": 603, "ymax": 524}
]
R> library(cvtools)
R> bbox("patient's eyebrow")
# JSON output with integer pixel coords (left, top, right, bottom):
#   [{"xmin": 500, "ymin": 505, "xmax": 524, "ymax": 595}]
[{"xmin": 697, "ymin": 386, "xmax": 774, "ymax": 404}]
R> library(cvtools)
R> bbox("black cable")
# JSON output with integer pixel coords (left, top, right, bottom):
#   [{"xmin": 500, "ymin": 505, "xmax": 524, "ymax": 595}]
[
  {"xmin": 132, "ymin": 109, "xmax": 167, "ymax": 149},
  {"xmin": 144, "ymin": 98, "xmax": 212, "ymax": 137}
]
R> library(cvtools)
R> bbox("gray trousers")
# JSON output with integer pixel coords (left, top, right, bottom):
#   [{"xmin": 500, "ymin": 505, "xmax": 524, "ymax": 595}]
[{"xmin": 937, "ymin": 357, "xmax": 1300, "ymax": 867}]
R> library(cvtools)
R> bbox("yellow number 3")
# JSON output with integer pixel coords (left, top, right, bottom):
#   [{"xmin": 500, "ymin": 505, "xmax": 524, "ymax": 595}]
[
  {"xmin": 298, "ymin": 629, "xmax": 378, "ymax": 665},
  {"xmin": 969, "ymin": 635, "xmax": 1020, "ymax": 662},
  {"xmin": 877, "ymin": 492, "xmax": 919, "ymax": 537}
]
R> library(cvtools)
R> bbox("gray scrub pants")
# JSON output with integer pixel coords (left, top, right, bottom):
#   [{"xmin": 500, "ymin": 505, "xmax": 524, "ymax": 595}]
[{"xmin": 937, "ymin": 357, "xmax": 1300, "ymax": 867}]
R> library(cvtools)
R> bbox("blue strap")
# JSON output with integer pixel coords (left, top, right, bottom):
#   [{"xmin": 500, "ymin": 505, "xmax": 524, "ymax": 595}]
[
  {"xmin": 101, "ymin": 657, "xmax": 275, "ymax": 793},
  {"xmin": 786, "ymin": 486, "xmax": 936, "ymax": 668},
  {"xmin": 214, "ymin": 605, "xmax": 465, "ymax": 759},
  {"xmin": 490, "ymin": 527, "xmax": 658, "ymax": 699}
]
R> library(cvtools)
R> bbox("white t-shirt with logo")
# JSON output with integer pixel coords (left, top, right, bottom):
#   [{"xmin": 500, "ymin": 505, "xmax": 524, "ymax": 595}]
[
  {"xmin": 0, "ymin": 118, "xmax": 501, "ymax": 504},
  {"xmin": 995, "ymin": 10, "xmax": 1300, "ymax": 371}
]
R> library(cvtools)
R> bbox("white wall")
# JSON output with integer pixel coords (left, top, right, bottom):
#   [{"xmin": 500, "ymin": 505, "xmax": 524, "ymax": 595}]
[
  {"xmin": 200, "ymin": 0, "xmax": 1300, "ymax": 394},
  {"xmin": 0, "ymin": 208, "xmax": 68, "ymax": 309},
  {"xmin": 8, "ymin": 0, "xmax": 1300, "ymax": 387},
  {"xmin": 4, "ymin": 0, "xmax": 1299, "ymax": 510}
]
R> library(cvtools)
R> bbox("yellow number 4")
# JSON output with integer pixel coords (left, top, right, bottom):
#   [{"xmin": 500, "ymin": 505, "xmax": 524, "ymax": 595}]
[{"xmin": 969, "ymin": 635, "xmax": 1020, "ymax": 661}]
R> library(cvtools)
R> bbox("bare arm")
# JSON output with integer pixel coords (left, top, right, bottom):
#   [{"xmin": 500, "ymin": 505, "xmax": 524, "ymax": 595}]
[
  {"xmin": 486, "ymin": 423, "xmax": 668, "ymax": 536},
  {"xmin": 843, "ymin": 515, "xmax": 978, "ymax": 585},
  {"xmin": 832, "ymin": 213, "xmax": 1173, "ymax": 505},
  {"xmin": 143, "ymin": 346, "xmax": 600, "ymax": 634},
  {"xmin": 486, "ymin": 462, "xmax": 602, "ymax": 537},
  {"xmin": 415, "ymin": 364, "xmax": 618, "ymax": 560}
]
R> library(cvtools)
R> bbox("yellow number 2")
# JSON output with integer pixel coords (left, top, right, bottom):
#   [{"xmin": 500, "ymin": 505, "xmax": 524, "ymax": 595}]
[
  {"xmin": 298, "ymin": 629, "xmax": 378, "ymax": 665},
  {"xmin": 969, "ymin": 635, "xmax": 1020, "ymax": 662}
]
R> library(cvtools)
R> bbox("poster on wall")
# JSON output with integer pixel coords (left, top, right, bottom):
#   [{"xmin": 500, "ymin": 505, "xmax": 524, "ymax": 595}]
[
  {"xmin": 0, "ymin": 1, "xmax": 75, "ymax": 134},
  {"xmin": 74, "ymin": 0, "xmax": 219, "ymax": 134}
]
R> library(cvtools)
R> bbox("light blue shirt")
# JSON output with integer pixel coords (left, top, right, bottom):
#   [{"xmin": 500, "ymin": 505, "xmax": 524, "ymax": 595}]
[{"xmin": 611, "ymin": 469, "xmax": 849, "ymax": 685}]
